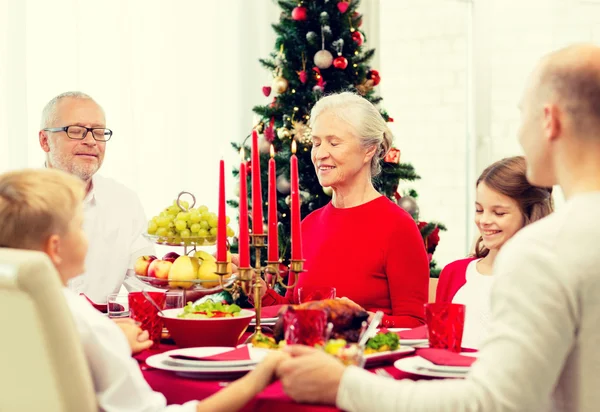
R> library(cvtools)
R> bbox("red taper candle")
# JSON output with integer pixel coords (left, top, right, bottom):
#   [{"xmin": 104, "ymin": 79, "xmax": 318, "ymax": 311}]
[
  {"xmin": 290, "ymin": 140, "xmax": 302, "ymax": 260},
  {"xmin": 216, "ymin": 159, "xmax": 227, "ymax": 261},
  {"xmin": 267, "ymin": 145, "xmax": 279, "ymax": 262},
  {"xmin": 238, "ymin": 149, "xmax": 250, "ymax": 267},
  {"xmin": 251, "ymin": 130, "xmax": 264, "ymax": 234}
]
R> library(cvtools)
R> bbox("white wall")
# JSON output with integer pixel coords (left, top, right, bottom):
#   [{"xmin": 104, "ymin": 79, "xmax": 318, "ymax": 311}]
[
  {"xmin": 379, "ymin": 0, "xmax": 600, "ymax": 268},
  {"xmin": 379, "ymin": 0, "xmax": 470, "ymax": 268}
]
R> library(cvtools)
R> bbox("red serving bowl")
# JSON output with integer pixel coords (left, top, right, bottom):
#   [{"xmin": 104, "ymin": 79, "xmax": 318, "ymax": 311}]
[{"xmin": 159, "ymin": 308, "xmax": 255, "ymax": 348}]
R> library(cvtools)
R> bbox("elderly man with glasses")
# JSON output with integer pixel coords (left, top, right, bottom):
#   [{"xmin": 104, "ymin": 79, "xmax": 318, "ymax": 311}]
[{"xmin": 39, "ymin": 91, "xmax": 155, "ymax": 306}]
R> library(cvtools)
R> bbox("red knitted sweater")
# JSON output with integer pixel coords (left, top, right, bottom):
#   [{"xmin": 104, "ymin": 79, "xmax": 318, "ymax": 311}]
[{"xmin": 261, "ymin": 196, "xmax": 429, "ymax": 328}]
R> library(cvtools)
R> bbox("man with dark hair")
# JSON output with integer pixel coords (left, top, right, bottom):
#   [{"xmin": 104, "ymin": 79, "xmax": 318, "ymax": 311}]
[{"xmin": 276, "ymin": 43, "xmax": 600, "ymax": 411}]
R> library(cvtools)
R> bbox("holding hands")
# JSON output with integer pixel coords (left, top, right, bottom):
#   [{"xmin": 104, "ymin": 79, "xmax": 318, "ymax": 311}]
[{"xmin": 113, "ymin": 318, "xmax": 154, "ymax": 354}]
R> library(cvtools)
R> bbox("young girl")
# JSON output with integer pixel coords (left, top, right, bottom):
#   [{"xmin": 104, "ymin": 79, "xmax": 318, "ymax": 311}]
[{"xmin": 436, "ymin": 156, "xmax": 553, "ymax": 348}]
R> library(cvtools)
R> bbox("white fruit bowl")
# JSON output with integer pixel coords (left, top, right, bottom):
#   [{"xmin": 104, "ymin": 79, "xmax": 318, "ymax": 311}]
[
  {"xmin": 143, "ymin": 233, "xmax": 217, "ymax": 247},
  {"xmin": 127, "ymin": 271, "xmax": 237, "ymax": 293}
]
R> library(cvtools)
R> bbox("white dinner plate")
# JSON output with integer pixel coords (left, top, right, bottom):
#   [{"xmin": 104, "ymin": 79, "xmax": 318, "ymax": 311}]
[
  {"xmin": 364, "ymin": 345, "xmax": 415, "ymax": 366},
  {"xmin": 393, "ymin": 356, "xmax": 471, "ymax": 379},
  {"xmin": 249, "ymin": 317, "xmax": 278, "ymax": 326},
  {"xmin": 146, "ymin": 347, "xmax": 270, "ymax": 378},
  {"xmin": 161, "ymin": 346, "xmax": 267, "ymax": 368}
]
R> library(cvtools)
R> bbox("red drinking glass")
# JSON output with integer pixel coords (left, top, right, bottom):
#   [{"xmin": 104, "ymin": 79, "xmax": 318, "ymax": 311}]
[
  {"xmin": 424, "ymin": 303, "xmax": 466, "ymax": 353},
  {"xmin": 283, "ymin": 308, "xmax": 328, "ymax": 347},
  {"xmin": 129, "ymin": 291, "xmax": 166, "ymax": 348},
  {"xmin": 297, "ymin": 286, "xmax": 336, "ymax": 303}
]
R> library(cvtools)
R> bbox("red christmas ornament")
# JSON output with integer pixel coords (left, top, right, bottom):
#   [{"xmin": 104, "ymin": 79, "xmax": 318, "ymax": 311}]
[
  {"xmin": 269, "ymin": 97, "xmax": 277, "ymax": 108},
  {"xmin": 368, "ymin": 69, "xmax": 381, "ymax": 86},
  {"xmin": 246, "ymin": 160, "xmax": 252, "ymax": 175},
  {"xmin": 337, "ymin": 1, "xmax": 349, "ymax": 13},
  {"xmin": 313, "ymin": 67, "xmax": 326, "ymax": 89},
  {"xmin": 264, "ymin": 117, "xmax": 276, "ymax": 142},
  {"xmin": 298, "ymin": 70, "xmax": 308, "ymax": 84},
  {"xmin": 292, "ymin": 6, "xmax": 308, "ymax": 21},
  {"xmin": 333, "ymin": 56, "xmax": 348, "ymax": 70},
  {"xmin": 384, "ymin": 148, "xmax": 401, "ymax": 164},
  {"xmin": 262, "ymin": 86, "xmax": 271, "ymax": 97},
  {"xmin": 351, "ymin": 31, "xmax": 364, "ymax": 46},
  {"xmin": 388, "ymin": 117, "xmax": 394, "ymax": 122},
  {"xmin": 352, "ymin": 12, "xmax": 363, "ymax": 27}
]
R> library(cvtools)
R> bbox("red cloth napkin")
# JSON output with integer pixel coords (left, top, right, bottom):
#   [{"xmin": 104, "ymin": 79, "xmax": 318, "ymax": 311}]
[
  {"xmin": 169, "ymin": 345, "xmax": 251, "ymax": 362},
  {"xmin": 80, "ymin": 293, "xmax": 108, "ymax": 313},
  {"xmin": 398, "ymin": 325, "xmax": 428, "ymax": 339},
  {"xmin": 417, "ymin": 348, "xmax": 476, "ymax": 367},
  {"xmin": 261, "ymin": 304, "xmax": 286, "ymax": 318}
]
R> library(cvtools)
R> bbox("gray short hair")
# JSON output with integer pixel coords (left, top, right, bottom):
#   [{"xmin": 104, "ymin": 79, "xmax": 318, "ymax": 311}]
[
  {"xmin": 40, "ymin": 91, "xmax": 104, "ymax": 129},
  {"xmin": 309, "ymin": 92, "xmax": 393, "ymax": 176}
]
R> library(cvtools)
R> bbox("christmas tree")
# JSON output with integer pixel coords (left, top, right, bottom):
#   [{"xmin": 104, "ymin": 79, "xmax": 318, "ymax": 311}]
[{"xmin": 229, "ymin": 0, "xmax": 446, "ymax": 278}]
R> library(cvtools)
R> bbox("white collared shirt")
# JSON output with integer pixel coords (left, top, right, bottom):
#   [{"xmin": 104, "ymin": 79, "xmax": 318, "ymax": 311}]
[
  {"xmin": 67, "ymin": 174, "xmax": 156, "ymax": 303},
  {"xmin": 62, "ymin": 288, "xmax": 198, "ymax": 412},
  {"xmin": 336, "ymin": 192, "xmax": 600, "ymax": 412}
]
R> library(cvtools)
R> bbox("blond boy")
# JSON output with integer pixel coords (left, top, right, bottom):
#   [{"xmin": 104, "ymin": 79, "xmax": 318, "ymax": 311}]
[{"xmin": 0, "ymin": 168, "xmax": 285, "ymax": 412}]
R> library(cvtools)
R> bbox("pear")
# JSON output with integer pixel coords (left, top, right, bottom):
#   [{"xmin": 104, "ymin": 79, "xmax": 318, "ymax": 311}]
[
  {"xmin": 168, "ymin": 255, "xmax": 200, "ymax": 289},
  {"xmin": 196, "ymin": 251, "xmax": 231, "ymax": 288}
]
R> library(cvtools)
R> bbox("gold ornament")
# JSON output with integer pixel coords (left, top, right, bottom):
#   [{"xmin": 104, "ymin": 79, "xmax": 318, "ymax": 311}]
[
  {"xmin": 323, "ymin": 186, "xmax": 333, "ymax": 196},
  {"xmin": 277, "ymin": 127, "xmax": 291, "ymax": 139},
  {"xmin": 272, "ymin": 76, "xmax": 289, "ymax": 94},
  {"xmin": 291, "ymin": 120, "xmax": 310, "ymax": 141},
  {"xmin": 356, "ymin": 78, "xmax": 375, "ymax": 96}
]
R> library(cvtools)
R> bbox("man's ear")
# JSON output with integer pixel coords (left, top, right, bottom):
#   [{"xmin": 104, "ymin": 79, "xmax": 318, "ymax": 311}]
[
  {"xmin": 543, "ymin": 104, "xmax": 561, "ymax": 142},
  {"xmin": 42, "ymin": 234, "xmax": 62, "ymax": 267},
  {"xmin": 39, "ymin": 130, "xmax": 51, "ymax": 153}
]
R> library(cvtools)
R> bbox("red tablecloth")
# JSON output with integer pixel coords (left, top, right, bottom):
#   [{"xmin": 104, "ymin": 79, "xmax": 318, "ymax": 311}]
[{"xmin": 140, "ymin": 334, "xmax": 428, "ymax": 411}]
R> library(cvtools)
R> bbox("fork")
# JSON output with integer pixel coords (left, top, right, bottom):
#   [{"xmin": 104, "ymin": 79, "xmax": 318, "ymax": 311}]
[{"xmin": 374, "ymin": 368, "xmax": 394, "ymax": 379}]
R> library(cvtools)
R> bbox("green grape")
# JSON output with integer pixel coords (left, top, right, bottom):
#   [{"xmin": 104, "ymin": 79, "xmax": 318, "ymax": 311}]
[
  {"xmin": 199, "ymin": 220, "xmax": 209, "ymax": 230},
  {"xmin": 166, "ymin": 214, "xmax": 176, "ymax": 221},
  {"xmin": 209, "ymin": 227, "xmax": 218, "ymax": 236},
  {"xmin": 156, "ymin": 227, "xmax": 168, "ymax": 237},
  {"xmin": 179, "ymin": 200, "xmax": 190, "ymax": 210},
  {"xmin": 147, "ymin": 221, "xmax": 158, "ymax": 234},
  {"xmin": 198, "ymin": 205, "xmax": 209, "ymax": 213},
  {"xmin": 166, "ymin": 229, "xmax": 175, "ymax": 237},
  {"xmin": 197, "ymin": 228, "xmax": 209, "ymax": 237},
  {"xmin": 168, "ymin": 204, "xmax": 180, "ymax": 214},
  {"xmin": 190, "ymin": 212, "xmax": 202, "ymax": 223},
  {"xmin": 177, "ymin": 212, "xmax": 190, "ymax": 222},
  {"xmin": 152, "ymin": 216, "xmax": 159, "ymax": 223},
  {"xmin": 175, "ymin": 220, "xmax": 187, "ymax": 231},
  {"xmin": 226, "ymin": 226, "xmax": 235, "ymax": 237},
  {"xmin": 207, "ymin": 214, "xmax": 218, "ymax": 228},
  {"xmin": 156, "ymin": 217, "xmax": 169, "ymax": 227},
  {"xmin": 226, "ymin": 216, "xmax": 231, "ymax": 224},
  {"xmin": 190, "ymin": 223, "xmax": 201, "ymax": 233},
  {"xmin": 180, "ymin": 229, "xmax": 191, "ymax": 238},
  {"xmin": 160, "ymin": 211, "xmax": 169, "ymax": 217}
]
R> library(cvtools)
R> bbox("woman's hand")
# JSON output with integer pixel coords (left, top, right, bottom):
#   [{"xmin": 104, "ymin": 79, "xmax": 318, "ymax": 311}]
[
  {"xmin": 242, "ymin": 351, "xmax": 290, "ymax": 394},
  {"xmin": 113, "ymin": 318, "xmax": 153, "ymax": 354}
]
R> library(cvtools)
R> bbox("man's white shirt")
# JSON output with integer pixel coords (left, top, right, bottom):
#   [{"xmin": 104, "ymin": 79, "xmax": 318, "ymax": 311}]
[{"xmin": 67, "ymin": 174, "xmax": 155, "ymax": 303}]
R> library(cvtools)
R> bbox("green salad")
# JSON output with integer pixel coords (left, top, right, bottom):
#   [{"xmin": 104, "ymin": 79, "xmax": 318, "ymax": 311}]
[
  {"xmin": 177, "ymin": 300, "xmax": 241, "ymax": 319},
  {"xmin": 365, "ymin": 332, "xmax": 400, "ymax": 354}
]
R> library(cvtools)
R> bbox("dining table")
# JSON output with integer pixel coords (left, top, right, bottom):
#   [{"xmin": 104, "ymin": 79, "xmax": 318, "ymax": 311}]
[{"xmin": 138, "ymin": 331, "xmax": 438, "ymax": 412}]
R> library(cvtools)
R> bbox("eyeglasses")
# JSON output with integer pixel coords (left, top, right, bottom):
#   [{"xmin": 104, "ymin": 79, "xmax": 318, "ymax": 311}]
[{"xmin": 43, "ymin": 125, "xmax": 113, "ymax": 142}]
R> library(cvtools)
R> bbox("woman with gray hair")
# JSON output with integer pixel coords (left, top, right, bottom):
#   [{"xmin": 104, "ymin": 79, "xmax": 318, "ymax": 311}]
[{"xmin": 258, "ymin": 92, "xmax": 429, "ymax": 328}]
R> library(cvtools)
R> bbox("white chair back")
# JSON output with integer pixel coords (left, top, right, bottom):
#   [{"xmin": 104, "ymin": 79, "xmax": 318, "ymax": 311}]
[{"xmin": 0, "ymin": 248, "xmax": 97, "ymax": 412}]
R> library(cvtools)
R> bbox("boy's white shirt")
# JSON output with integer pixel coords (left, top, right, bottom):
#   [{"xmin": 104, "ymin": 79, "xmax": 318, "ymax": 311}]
[{"xmin": 62, "ymin": 288, "xmax": 197, "ymax": 412}]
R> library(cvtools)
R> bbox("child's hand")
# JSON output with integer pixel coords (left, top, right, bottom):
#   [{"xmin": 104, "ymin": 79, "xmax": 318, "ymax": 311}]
[
  {"xmin": 113, "ymin": 318, "xmax": 154, "ymax": 354},
  {"xmin": 243, "ymin": 351, "xmax": 290, "ymax": 394}
]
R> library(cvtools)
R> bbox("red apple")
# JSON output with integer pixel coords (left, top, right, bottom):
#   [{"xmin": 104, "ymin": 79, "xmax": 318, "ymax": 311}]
[
  {"xmin": 148, "ymin": 259, "xmax": 172, "ymax": 280},
  {"xmin": 163, "ymin": 251, "xmax": 180, "ymax": 263},
  {"xmin": 134, "ymin": 255, "xmax": 157, "ymax": 277}
]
